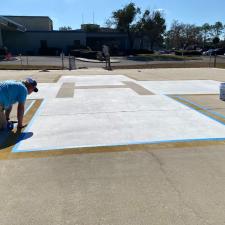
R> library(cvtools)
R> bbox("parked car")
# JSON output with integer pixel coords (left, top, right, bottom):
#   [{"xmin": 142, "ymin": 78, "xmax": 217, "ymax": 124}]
[
  {"xmin": 159, "ymin": 50, "xmax": 172, "ymax": 54},
  {"xmin": 213, "ymin": 48, "xmax": 225, "ymax": 55},
  {"xmin": 203, "ymin": 48, "xmax": 225, "ymax": 56},
  {"xmin": 202, "ymin": 49, "xmax": 214, "ymax": 56}
]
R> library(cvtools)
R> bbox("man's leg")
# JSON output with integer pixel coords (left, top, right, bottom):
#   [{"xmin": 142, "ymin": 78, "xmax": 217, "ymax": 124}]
[
  {"xmin": 106, "ymin": 56, "xmax": 111, "ymax": 70},
  {"xmin": 0, "ymin": 105, "xmax": 7, "ymax": 130},
  {"xmin": 105, "ymin": 57, "xmax": 107, "ymax": 69}
]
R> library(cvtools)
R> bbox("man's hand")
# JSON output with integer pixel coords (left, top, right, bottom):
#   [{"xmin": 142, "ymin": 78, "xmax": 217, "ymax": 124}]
[
  {"xmin": 17, "ymin": 124, "xmax": 27, "ymax": 130},
  {"xmin": 17, "ymin": 103, "xmax": 25, "ymax": 128}
]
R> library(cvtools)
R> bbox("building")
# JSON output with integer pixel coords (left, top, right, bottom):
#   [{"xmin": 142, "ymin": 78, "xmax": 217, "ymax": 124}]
[
  {"xmin": 0, "ymin": 15, "xmax": 148, "ymax": 56},
  {"xmin": 3, "ymin": 16, "xmax": 53, "ymax": 31}
]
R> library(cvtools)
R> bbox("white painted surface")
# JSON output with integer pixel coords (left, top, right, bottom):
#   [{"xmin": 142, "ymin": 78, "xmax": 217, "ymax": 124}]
[
  {"xmin": 58, "ymin": 75, "xmax": 132, "ymax": 86},
  {"xmin": 74, "ymin": 88, "xmax": 137, "ymax": 99},
  {"xmin": 27, "ymin": 83, "xmax": 61, "ymax": 99},
  {"xmin": 40, "ymin": 95, "xmax": 187, "ymax": 116},
  {"xmin": 13, "ymin": 76, "xmax": 225, "ymax": 152},
  {"xmin": 15, "ymin": 97, "xmax": 225, "ymax": 152},
  {"xmin": 137, "ymin": 80, "xmax": 220, "ymax": 94},
  {"xmin": 14, "ymin": 104, "xmax": 225, "ymax": 151}
]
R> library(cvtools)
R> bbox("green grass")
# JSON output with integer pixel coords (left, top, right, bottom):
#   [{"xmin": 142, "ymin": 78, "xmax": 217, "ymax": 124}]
[
  {"xmin": 112, "ymin": 62, "xmax": 225, "ymax": 70},
  {"xmin": 128, "ymin": 54, "xmax": 201, "ymax": 61}
]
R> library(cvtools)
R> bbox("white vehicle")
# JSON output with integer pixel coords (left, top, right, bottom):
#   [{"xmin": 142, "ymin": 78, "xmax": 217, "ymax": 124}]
[{"xmin": 202, "ymin": 49, "xmax": 214, "ymax": 56}]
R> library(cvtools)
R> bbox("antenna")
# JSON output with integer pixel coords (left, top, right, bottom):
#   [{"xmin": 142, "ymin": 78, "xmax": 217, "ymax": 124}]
[
  {"xmin": 82, "ymin": 14, "xmax": 84, "ymax": 24},
  {"xmin": 93, "ymin": 12, "xmax": 95, "ymax": 24}
]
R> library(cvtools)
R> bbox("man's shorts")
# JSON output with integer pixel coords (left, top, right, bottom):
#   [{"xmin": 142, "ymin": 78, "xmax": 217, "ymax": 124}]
[{"xmin": 0, "ymin": 104, "xmax": 7, "ymax": 130}]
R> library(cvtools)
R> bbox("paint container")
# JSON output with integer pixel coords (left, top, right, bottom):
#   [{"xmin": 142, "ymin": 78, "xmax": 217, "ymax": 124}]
[{"xmin": 220, "ymin": 83, "xmax": 225, "ymax": 101}]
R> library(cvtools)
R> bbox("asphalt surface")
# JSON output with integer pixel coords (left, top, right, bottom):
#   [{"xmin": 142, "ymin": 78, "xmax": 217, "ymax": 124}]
[
  {"xmin": 1, "ymin": 55, "xmax": 224, "ymax": 68},
  {"xmin": 1, "ymin": 68, "xmax": 225, "ymax": 225}
]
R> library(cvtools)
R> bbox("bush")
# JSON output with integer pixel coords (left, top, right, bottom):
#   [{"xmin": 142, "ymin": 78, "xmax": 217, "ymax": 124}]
[
  {"xmin": 70, "ymin": 50, "xmax": 81, "ymax": 57},
  {"xmin": 39, "ymin": 48, "xmax": 61, "ymax": 56},
  {"xmin": 0, "ymin": 47, "xmax": 7, "ymax": 55},
  {"xmin": 0, "ymin": 47, "xmax": 7, "ymax": 60},
  {"xmin": 125, "ymin": 49, "xmax": 154, "ymax": 55},
  {"xmin": 80, "ymin": 50, "xmax": 98, "ymax": 59}
]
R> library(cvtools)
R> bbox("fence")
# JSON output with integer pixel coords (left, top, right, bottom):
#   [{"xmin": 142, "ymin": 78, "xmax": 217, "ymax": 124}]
[
  {"xmin": 0, "ymin": 54, "xmax": 105, "ymax": 69},
  {"xmin": 0, "ymin": 53, "xmax": 225, "ymax": 69}
]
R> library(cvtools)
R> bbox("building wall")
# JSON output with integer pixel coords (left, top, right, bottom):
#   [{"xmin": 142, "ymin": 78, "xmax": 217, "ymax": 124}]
[
  {"xmin": 86, "ymin": 32, "xmax": 128, "ymax": 50},
  {"xmin": 0, "ymin": 29, "xmax": 3, "ymax": 47},
  {"xmin": 4, "ymin": 16, "xmax": 53, "ymax": 31},
  {"xmin": 2, "ymin": 31, "xmax": 86, "ymax": 55},
  {"xmin": 2, "ymin": 30, "xmax": 146, "ymax": 56}
]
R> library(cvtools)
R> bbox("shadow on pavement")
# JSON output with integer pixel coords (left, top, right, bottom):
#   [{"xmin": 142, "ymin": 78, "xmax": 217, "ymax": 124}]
[{"xmin": 0, "ymin": 129, "xmax": 33, "ymax": 150}]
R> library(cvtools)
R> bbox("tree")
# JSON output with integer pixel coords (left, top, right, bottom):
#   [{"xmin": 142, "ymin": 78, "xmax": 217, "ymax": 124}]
[
  {"xmin": 81, "ymin": 24, "xmax": 100, "ymax": 32},
  {"xmin": 139, "ymin": 10, "xmax": 166, "ymax": 50},
  {"xmin": 183, "ymin": 24, "xmax": 202, "ymax": 48},
  {"xmin": 105, "ymin": 19, "xmax": 114, "ymax": 28},
  {"xmin": 201, "ymin": 23, "xmax": 211, "ymax": 47},
  {"xmin": 224, "ymin": 25, "xmax": 225, "ymax": 41},
  {"xmin": 213, "ymin": 37, "xmax": 220, "ymax": 45},
  {"xmin": 110, "ymin": 2, "xmax": 141, "ymax": 49},
  {"xmin": 59, "ymin": 26, "xmax": 72, "ymax": 31},
  {"xmin": 165, "ymin": 20, "xmax": 185, "ymax": 49},
  {"xmin": 212, "ymin": 21, "xmax": 223, "ymax": 38},
  {"xmin": 165, "ymin": 21, "xmax": 203, "ymax": 49}
]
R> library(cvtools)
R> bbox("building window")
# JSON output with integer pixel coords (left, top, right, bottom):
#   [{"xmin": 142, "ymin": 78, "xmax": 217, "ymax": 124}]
[{"xmin": 40, "ymin": 40, "xmax": 48, "ymax": 49}]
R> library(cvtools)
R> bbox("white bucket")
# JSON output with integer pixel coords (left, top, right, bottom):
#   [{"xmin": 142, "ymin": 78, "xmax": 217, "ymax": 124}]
[{"xmin": 220, "ymin": 83, "xmax": 225, "ymax": 101}]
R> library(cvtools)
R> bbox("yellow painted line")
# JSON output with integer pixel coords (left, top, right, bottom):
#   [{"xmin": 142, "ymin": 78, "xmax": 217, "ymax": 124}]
[
  {"xmin": 56, "ymin": 82, "xmax": 75, "ymax": 98},
  {"xmin": 0, "ymin": 100, "xmax": 43, "ymax": 159},
  {"xmin": 1, "ymin": 91, "xmax": 225, "ymax": 160},
  {"xmin": 170, "ymin": 95, "xmax": 225, "ymax": 124},
  {"xmin": 123, "ymin": 81, "xmax": 154, "ymax": 95},
  {"xmin": 2, "ymin": 139, "xmax": 225, "ymax": 160}
]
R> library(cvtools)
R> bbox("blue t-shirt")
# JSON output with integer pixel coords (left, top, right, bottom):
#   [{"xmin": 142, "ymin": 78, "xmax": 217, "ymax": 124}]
[{"xmin": 0, "ymin": 80, "xmax": 28, "ymax": 109}]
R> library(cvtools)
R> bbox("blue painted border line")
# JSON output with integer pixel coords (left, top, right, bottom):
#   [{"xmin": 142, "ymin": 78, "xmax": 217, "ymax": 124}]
[
  {"xmin": 25, "ymin": 100, "xmax": 35, "ymax": 115},
  {"xmin": 13, "ymin": 96, "xmax": 225, "ymax": 153},
  {"xmin": 12, "ymin": 100, "xmax": 45, "ymax": 152},
  {"xmin": 13, "ymin": 100, "xmax": 36, "ymax": 130},
  {"xmin": 10, "ymin": 137, "xmax": 225, "ymax": 153},
  {"xmin": 0, "ymin": 100, "xmax": 35, "ymax": 146},
  {"xmin": 171, "ymin": 95, "xmax": 225, "ymax": 126}
]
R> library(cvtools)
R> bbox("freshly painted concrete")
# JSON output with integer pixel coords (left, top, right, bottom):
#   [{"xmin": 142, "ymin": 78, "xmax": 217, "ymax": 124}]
[
  {"xmin": 27, "ymin": 83, "xmax": 62, "ymax": 99},
  {"xmin": 57, "ymin": 75, "xmax": 133, "ymax": 86},
  {"xmin": 137, "ymin": 80, "xmax": 220, "ymax": 94},
  {"xmin": 12, "ymin": 75, "xmax": 225, "ymax": 152}
]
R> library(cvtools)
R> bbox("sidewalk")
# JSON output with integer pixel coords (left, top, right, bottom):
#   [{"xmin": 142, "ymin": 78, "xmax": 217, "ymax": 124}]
[{"xmin": 76, "ymin": 57, "xmax": 120, "ymax": 63}]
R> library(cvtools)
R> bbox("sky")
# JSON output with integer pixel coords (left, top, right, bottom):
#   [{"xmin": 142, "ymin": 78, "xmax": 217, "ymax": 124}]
[{"xmin": 1, "ymin": 0, "xmax": 225, "ymax": 30}]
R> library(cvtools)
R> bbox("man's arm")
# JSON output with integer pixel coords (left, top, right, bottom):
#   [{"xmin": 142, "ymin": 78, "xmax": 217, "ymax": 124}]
[
  {"xmin": 5, "ymin": 105, "xmax": 12, "ymax": 121},
  {"xmin": 17, "ymin": 102, "xmax": 25, "ymax": 128}
]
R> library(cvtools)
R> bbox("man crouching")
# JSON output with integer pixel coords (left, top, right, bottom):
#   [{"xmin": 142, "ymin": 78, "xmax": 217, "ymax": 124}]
[{"xmin": 0, "ymin": 78, "xmax": 38, "ymax": 130}]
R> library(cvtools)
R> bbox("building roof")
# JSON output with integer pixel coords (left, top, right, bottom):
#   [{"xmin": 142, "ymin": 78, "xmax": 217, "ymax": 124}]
[
  {"xmin": 0, "ymin": 16, "xmax": 26, "ymax": 32},
  {"xmin": 4, "ymin": 15, "xmax": 52, "ymax": 21}
]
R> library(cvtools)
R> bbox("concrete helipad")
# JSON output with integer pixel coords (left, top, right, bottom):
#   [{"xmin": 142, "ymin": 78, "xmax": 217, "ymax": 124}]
[
  {"xmin": 2, "ymin": 74, "xmax": 223, "ymax": 152},
  {"xmin": 2, "ymin": 68, "xmax": 225, "ymax": 225}
]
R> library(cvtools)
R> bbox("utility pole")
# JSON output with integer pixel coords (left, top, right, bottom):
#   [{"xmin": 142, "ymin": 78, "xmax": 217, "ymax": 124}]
[{"xmin": 82, "ymin": 14, "xmax": 84, "ymax": 24}]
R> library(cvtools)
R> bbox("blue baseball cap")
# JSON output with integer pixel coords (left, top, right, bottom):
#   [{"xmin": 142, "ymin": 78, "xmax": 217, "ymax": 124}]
[{"xmin": 26, "ymin": 77, "xmax": 38, "ymax": 92}]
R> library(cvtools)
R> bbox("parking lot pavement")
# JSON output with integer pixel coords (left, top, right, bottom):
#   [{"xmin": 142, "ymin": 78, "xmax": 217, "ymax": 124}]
[
  {"xmin": 1, "ymin": 68, "xmax": 225, "ymax": 225},
  {"xmin": 1, "ymin": 55, "xmax": 219, "ymax": 69}
]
